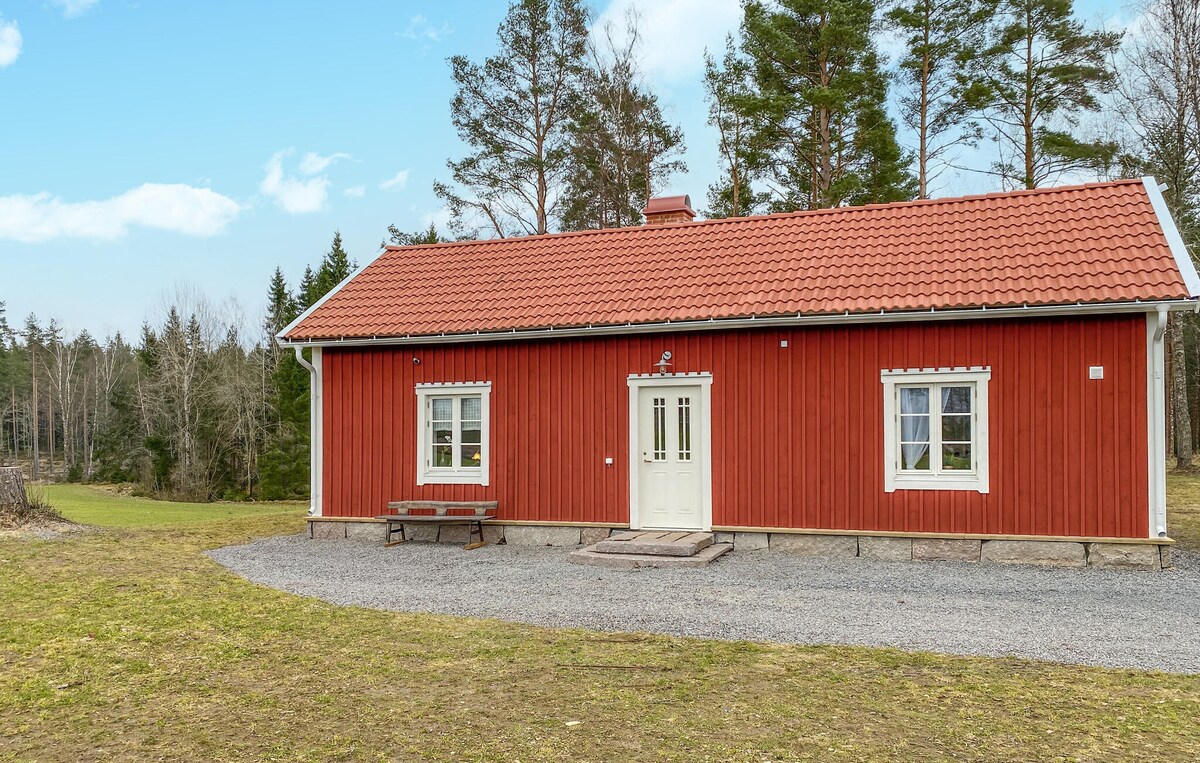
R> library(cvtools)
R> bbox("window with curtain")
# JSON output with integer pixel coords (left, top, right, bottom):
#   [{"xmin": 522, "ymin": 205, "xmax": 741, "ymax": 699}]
[
  {"xmin": 416, "ymin": 382, "xmax": 491, "ymax": 485},
  {"xmin": 881, "ymin": 368, "xmax": 990, "ymax": 493}
]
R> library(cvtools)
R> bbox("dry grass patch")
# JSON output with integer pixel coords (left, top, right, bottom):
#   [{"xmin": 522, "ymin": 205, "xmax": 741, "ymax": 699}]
[{"xmin": 0, "ymin": 488, "xmax": 1198, "ymax": 761}]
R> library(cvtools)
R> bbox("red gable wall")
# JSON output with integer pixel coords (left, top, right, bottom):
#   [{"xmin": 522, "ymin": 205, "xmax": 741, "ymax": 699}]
[{"xmin": 321, "ymin": 314, "xmax": 1149, "ymax": 538}]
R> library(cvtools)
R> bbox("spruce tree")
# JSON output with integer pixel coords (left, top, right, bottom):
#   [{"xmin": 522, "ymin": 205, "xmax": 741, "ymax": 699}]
[
  {"xmin": 740, "ymin": 0, "xmax": 917, "ymax": 209},
  {"xmin": 303, "ymin": 231, "xmax": 356, "ymax": 308},
  {"xmin": 981, "ymin": 0, "xmax": 1122, "ymax": 188},
  {"xmin": 885, "ymin": 0, "xmax": 997, "ymax": 197},
  {"xmin": 265, "ymin": 267, "xmax": 298, "ymax": 338},
  {"xmin": 386, "ymin": 222, "xmax": 448, "ymax": 247}
]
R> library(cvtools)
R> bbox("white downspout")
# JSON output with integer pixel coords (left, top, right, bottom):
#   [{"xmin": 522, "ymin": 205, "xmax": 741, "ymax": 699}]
[
  {"xmin": 1150, "ymin": 307, "xmax": 1168, "ymax": 537},
  {"xmin": 294, "ymin": 346, "xmax": 323, "ymax": 517}
]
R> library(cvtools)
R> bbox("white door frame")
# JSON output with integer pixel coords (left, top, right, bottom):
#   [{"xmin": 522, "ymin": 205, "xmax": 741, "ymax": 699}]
[{"xmin": 627, "ymin": 372, "xmax": 714, "ymax": 531}]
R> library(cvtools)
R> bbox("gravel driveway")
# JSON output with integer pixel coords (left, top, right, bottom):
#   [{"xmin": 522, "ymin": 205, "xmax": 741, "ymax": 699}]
[{"xmin": 208, "ymin": 535, "xmax": 1200, "ymax": 674}]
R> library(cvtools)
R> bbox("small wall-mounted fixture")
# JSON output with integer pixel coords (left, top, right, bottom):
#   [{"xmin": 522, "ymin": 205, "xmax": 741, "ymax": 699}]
[
  {"xmin": 780, "ymin": 340, "xmax": 789, "ymax": 348},
  {"xmin": 412, "ymin": 357, "xmax": 421, "ymax": 365},
  {"xmin": 605, "ymin": 457, "xmax": 614, "ymax": 466},
  {"xmin": 655, "ymin": 351, "xmax": 673, "ymax": 375},
  {"xmin": 1088, "ymin": 365, "xmax": 1104, "ymax": 380}
]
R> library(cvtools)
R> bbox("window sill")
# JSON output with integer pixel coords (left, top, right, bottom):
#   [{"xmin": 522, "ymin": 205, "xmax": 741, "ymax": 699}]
[
  {"xmin": 887, "ymin": 475, "xmax": 987, "ymax": 493},
  {"xmin": 418, "ymin": 471, "xmax": 488, "ymax": 486}
]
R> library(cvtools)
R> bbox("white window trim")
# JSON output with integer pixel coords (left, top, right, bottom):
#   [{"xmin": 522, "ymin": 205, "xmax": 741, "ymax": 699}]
[
  {"xmin": 626, "ymin": 373, "xmax": 713, "ymax": 532},
  {"xmin": 415, "ymin": 382, "xmax": 491, "ymax": 486},
  {"xmin": 881, "ymin": 367, "xmax": 990, "ymax": 493}
]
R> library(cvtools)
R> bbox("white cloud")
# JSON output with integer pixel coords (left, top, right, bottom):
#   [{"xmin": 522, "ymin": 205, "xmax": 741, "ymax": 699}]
[
  {"xmin": 0, "ymin": 183, "xmax": 241, "ymax": 243},
  {"xmin": 400, "ymin": 14, "xmax": 452, "ymax": 43},
  {"xmin": 298, "ymin": 151, "xmax": 352, "ymax": 175},
  {"xmin": 260, "ymin": 150, "xmax": 331, "ymax": 214},
  {"xmin": 0, "ymin": 19, "xmax": 21, "ymax": 68},
  {"xmin": 51, "ymin": 0, "xmax": 99, "ymax": 19},
  {"xmin": 343, "ymin": 185, "xmax": 366, "ymax": 199},
  {"xmin": 593, "ymin": 0, "xmax": 740, "ymax": 85},
  {"xmin": 379, "ymin": 170, "xmax": 410, "ymax": 192}
]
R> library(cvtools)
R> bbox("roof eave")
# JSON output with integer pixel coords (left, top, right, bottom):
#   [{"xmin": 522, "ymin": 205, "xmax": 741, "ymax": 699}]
[{"xmin": 277, "ymin": 298, "xmax": 1198, "ymax": 348}]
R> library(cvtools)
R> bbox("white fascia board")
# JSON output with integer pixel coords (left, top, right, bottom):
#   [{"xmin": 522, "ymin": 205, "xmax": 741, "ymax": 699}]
[
  {"xmin": 275, "ymin": 250, "xmax": 383, "ymax": 346},
  {"xmin": 1143, "ymin": 176, "xmax": 1200, "ymax": 297},
  {"xmin": 275, "ymin": 300, "xmax": 1197, "ymax": 349}
]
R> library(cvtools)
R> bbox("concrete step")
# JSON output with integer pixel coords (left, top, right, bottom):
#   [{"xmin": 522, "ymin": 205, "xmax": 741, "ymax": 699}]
[
  {"xmin": 594, "ymin": 530, "xmax": 714, "ymax": 557},
  {"xmin": 568, "ymin": 542, "xmax": 732, "ymax": 570}
]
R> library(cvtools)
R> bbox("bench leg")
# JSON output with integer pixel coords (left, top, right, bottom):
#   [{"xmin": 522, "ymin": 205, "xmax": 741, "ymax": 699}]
[
  {"xmin": 463, "ymin": 521, "xmax": 487, "ymax": 550},
  {"xmin": 384, "ymin": 522, "xmax": 407, "ymax": 546}
]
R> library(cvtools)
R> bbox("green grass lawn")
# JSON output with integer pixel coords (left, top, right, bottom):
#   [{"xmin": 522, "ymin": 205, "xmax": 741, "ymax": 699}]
[{"xmin": 1, "ymin": 487, "xmax": 1199, "ymax": 761}]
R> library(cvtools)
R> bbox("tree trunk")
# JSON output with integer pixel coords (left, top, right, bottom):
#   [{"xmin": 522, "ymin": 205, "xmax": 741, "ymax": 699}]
[
  {"xmin": 0, "ymin": 466, "xmax": 29, "ymax": 511},
  {"xmin": 1171, "ymin": 312, "xmax": 1194, "ymax": 469}
]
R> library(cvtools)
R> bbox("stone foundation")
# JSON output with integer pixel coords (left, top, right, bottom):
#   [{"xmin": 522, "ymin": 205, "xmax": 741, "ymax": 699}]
[{"xmin": 306, "ymin": 519, "xmax": 1172, "ymax": 569}]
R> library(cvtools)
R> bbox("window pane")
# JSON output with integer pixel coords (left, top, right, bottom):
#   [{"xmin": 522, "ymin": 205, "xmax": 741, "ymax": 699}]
[
  {"xmin": 432, "ymin": 424, "xmax": 453, "ymax": 445},
  {"xmin": 434, "ymin": 445, "xmax": 453, "ymax": 467},
  {"xmin": 941, "ymin": 414, "xmax": 972, "ymax": 443},
  {"xmin": 900, "ymin": 387, "xmax": 929, "ymax": 414},
  {"xmin": 431, "ymin": 397, "xmax": 452, "ymax": 421},
  {"xmin": 460, "ymin": 444, "xmax": 482, "ymax": 467},
  {"xmin": 461, "ymin": 396, "xmax": 481, "ymax": 421},
  {"xmin": 902, "ymin": 445, "xmax": 930, "ymax": 470},
  {"xmin": 942, "ymin": 444, "xmax": 971, "ymax": 470},
  {"xmin": 461, "ymin": 423, "xmax": 481, "ymax": 444},
  {"xmin": 941, "ymin": 386, "xmax": 971, "ymax": 414}
]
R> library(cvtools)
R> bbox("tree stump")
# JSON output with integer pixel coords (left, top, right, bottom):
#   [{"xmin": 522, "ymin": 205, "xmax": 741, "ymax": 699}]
[{"xmin": 0, "ymin": 467, "xmax": 29, "ymax": 512}]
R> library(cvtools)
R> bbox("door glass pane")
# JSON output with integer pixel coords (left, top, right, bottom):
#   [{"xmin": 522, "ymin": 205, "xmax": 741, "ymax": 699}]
[
  {"xmin": 900, "ymin": 387, "xmax": 929, "ymax": 414},
  {"xmin": 653, "ymin": 397, "xmax": 666, "ymax": 461},
  {"xmin": 942, "ymin": 444, "xmax": 971, "ymax": 470},
  {"xmin": 941, "ymin": 386, "xmax": 971, "ymax": 414},
  {"xmin": 677, "ymin": 396, "xmax": 692, "ymax": 461}
]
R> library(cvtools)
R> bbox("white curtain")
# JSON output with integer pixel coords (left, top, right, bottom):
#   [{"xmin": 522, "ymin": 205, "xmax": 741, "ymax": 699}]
[{"xmin": 901, "ymin": 415, "xmax": 930, "ymax": 469}]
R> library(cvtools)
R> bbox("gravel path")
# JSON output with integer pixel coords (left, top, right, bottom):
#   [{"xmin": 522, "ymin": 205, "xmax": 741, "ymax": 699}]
[{"xmin": 209, "ymin": 535, "xmax": 1200, "ymax": 674}]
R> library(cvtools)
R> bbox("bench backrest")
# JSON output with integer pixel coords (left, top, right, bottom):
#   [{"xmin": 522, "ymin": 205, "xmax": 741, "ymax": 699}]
[{"xmin": 387, "ymin": 500, "xmax": 498, "ymax": 517}]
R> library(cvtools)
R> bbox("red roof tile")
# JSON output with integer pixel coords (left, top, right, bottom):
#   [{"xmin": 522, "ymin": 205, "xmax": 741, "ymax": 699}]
[{"xmin": 284, "ymin": 179, "xmax": 1194, "ymax": 341}]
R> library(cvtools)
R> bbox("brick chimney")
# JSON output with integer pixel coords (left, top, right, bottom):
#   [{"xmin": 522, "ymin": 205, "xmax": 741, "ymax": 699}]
[{"xmin": 643, "ymin": 195, "xmax": 696, "ymax": 226}]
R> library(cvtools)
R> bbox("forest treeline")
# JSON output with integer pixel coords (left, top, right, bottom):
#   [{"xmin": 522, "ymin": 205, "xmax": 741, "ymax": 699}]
[{"xmin": 3, "ymin": 0, "xmax": 1200, "ymax": 499}]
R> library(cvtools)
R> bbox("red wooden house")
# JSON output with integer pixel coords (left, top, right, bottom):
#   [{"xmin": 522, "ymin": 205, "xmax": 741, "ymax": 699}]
[{"xmin": 280, "ymin": 179, "xmax": 1198, "ymax": 567}]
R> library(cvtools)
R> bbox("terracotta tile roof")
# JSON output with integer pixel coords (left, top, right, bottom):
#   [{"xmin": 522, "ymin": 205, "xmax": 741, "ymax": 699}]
[{"xmin": 283, "ymin": 179, "xmax": 1195, "ymax": 341}]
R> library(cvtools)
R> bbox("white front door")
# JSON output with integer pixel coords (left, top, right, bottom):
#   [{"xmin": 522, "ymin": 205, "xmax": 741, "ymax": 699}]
[{"xmin": 636, "ymin": 385, "xmax": 704, "ymax": 530}]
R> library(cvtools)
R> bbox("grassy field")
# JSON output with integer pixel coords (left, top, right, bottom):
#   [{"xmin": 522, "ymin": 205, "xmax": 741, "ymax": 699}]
[{"xmin": 1, "ymin": 485, "xmax": 1198, "ymax": 761}]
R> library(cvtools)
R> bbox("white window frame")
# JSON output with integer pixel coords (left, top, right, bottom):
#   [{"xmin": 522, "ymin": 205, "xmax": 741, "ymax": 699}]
[
  {"xmin": 416, "ymin": 382, "xmax": 491, "ymax": 486},
  {"xmin": 881, "ymin": 367, "xmax": 990, "ymax": 493}
]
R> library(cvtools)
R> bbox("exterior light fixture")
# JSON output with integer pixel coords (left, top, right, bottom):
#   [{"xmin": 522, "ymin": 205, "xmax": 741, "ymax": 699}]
[{"xmin": 655, "ymin": 351, "xmax": 673, "ymax": 375}]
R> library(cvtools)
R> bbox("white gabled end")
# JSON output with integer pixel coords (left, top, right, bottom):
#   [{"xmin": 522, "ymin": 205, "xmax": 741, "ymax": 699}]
[{"xmin": 1143, "ymin": 176, "xmax": 1200, "ymax": 298}]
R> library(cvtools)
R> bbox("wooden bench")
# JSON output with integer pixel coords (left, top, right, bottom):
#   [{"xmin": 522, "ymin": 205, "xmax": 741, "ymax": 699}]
[{"xmin": 376, "ymin": 500, "xmax": 498, "ymax": 550}]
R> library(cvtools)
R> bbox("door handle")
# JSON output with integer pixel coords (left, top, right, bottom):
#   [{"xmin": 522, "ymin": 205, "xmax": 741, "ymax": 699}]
[{"xmin": 642, "ymin": 451, "xmax": 652, "ymax": 463}]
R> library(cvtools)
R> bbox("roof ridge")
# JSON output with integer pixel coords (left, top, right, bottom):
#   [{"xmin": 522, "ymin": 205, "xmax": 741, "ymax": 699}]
[{"xmin": 381, "ymin": 179, "xmax": 1147, "ymax": 254}]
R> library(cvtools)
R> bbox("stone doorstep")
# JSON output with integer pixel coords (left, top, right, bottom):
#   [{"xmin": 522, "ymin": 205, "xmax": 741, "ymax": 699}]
[
  {"xmin": 568, "ymin": 542, "xmax": 732, "ymax": 570},
  {"xmin": 593, "ymin": 531, "xmax": 714, "ymax": 557}
]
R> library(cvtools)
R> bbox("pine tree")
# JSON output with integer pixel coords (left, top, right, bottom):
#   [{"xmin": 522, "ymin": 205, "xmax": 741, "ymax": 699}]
[
  {"xmin": 981, "ymin": 0, "xmax": 1122, "ymax": 189},
  {"xmin": 703, "ymin": 36, "xmax": 770, "ymax": 218},
  {"xmin": 434, "ymin": 0, "xmax": 590, "ymax": 237},
  {"xmin": 885, "ymin": 0, "xmax": 997, "ymax": 197},
  {"xmin": 740, "ymin": 0, "xmax": 917, "ymax": 209},
  {"xmin": 559, "ymin": 13, "xmax": 686, "ymax": 230}
]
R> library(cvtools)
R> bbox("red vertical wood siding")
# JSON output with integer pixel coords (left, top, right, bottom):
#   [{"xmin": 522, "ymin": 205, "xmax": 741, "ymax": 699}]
[{"xmin": 322, "ymin": 314, "xmax": 1150, "ymax": 538}]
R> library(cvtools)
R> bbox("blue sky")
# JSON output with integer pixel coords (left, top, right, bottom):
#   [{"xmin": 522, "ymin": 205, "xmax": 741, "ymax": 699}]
[{"xmin": 0, "ymin": 0, "xmax": 1129, "ymax": 340}]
